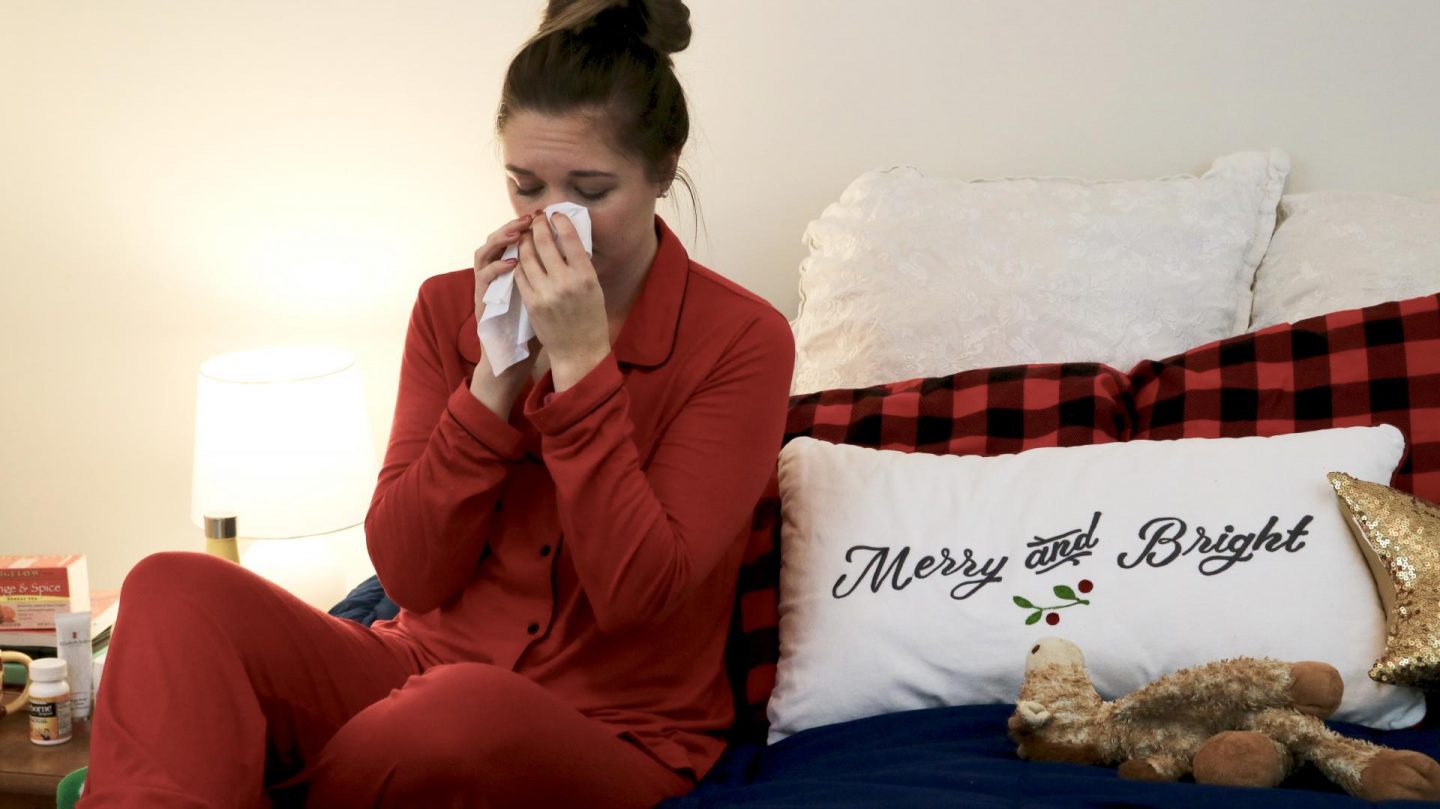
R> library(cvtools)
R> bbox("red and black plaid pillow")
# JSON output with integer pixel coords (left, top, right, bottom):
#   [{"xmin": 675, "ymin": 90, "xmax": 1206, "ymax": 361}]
[
  {"xmin": 725, "ymin": 293, "xmax": 1440, "ymax": 741},
  {"xmin": 1130, "ymin": 293, "xmax": 1440, "ymax": 504},
  {"xmin": 725, "ymin": 363, "xmax": 1133, "ymax": 741}
]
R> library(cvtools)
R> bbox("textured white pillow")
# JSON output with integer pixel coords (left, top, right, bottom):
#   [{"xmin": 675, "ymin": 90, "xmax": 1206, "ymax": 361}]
[
  {"xmin": 768, "ymin": 427, "xmax": 1421, "ymax": 744},
  {"xmin": 790, "ymin": 150, "xmax": 1290, "ymax": 395},
  {"xmin": 1249, "ymin": 191, "xmax": 1440, "ymax": 330}
]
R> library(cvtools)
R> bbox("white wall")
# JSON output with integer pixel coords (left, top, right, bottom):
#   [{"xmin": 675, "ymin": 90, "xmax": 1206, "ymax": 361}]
[{"xmin": 3, "ymin": 0, "xmax": 1438, "ymax": 591}]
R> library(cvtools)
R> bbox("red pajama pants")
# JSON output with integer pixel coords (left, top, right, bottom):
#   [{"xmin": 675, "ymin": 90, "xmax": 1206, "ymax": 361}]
[{"xmin": 78, "ymin": 552, "xmax": 691, "ymax": 808}]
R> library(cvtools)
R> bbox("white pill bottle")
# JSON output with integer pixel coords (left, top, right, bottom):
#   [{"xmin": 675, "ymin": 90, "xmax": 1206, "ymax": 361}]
[{"xmin": 28, "ymin": 657, "xmax": 72, "ymax": 745}]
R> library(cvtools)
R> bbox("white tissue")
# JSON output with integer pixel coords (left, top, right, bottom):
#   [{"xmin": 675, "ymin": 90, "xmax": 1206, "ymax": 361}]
[{"xmin": 478, "ymin": 201, "xmax": 594, "ymax": 375}]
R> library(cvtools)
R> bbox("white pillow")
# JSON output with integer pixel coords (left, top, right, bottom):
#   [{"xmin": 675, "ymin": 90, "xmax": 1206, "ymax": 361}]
[
  {"xmin": 1249, "ymin": 191, "xmax": 1440, "ymax": 330},
  {"xmin": 768, "ymin": 426, "xmax": 1421, "ymax": 744},
  {"xmin": 789, "ymin": 150, "xmax": 1290, "ymax": 395}
]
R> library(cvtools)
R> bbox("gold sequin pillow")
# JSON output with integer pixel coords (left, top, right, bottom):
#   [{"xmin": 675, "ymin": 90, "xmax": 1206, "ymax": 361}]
[{"xmin": 1330, "ymin": 472, "xmax": 1440, "ymax": 688}]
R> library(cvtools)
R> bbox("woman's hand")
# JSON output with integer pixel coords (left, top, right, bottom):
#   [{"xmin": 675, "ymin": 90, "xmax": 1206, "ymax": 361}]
[
  {"xmin": 469, "ymin": 214, "xmax": 542, "ymax": 417},
  {"xmin": 514, "ymin": 212, "xmax": 612, "ymax": 391}
]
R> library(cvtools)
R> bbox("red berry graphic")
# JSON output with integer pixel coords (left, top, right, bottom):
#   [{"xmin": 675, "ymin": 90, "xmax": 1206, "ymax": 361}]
[
  {"xmin": 1078, "ymin": 579, "xmax": 1093, "ymax": 594},
  {"xmin": 1045, "ymin": 613, "xmax": 1060, "ymax": 626}
]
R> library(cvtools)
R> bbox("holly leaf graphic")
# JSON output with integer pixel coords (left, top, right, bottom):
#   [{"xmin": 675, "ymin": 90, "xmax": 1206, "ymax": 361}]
[
  {"xmin": 1053, "ymin": 585, "xmax": 1077, "ymax": 600},
  {"xmin": 1025, "ymin": 611, "xmax": 1042, "ymax": 625},
  {"xmin": 1013, "ymin": 596, "xmax": 1035, "ymax": 609}
]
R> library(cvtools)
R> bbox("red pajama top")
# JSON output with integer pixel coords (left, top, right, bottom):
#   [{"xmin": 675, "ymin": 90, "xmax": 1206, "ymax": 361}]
[{"xmin": 366, "ymin": 216, "xmax": 794, "ymax": 778}]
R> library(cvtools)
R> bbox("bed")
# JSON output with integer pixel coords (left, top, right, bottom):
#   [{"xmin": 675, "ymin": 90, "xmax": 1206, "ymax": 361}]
[
  {"xmin": 331, "ymin": 289, "xmax": 1440, "ymax": 807},
  {"xmin": 328, "ymin": 158, "xmax": 1440, "ymax": 807}
]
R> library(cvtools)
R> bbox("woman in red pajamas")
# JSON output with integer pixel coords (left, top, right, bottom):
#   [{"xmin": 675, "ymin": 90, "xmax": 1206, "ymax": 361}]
[{"xmin": 79, "ymin": 1, "xmax": 794, "ymax": 806}]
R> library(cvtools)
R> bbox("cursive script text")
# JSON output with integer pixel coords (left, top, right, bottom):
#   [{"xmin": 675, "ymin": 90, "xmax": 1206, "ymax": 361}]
[
  {"xmin": 832, "ymin": 545, "xmax": 1009, "ymax": 600},
  {"xmin": 1116, "ymin": 515, "xmax": 1312, "ymax": 575}
]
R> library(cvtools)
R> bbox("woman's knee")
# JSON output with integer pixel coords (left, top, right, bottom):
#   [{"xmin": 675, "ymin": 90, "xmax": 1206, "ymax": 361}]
[
  {"xmin": 311, "ymin": 665, "xmax": 675, "ymax": 808},
  {"xmin": 120, "ymin": 551, "xmax": 268, "ymax": 628},
  {"xmin": 386, "ymin": 664, "xmax": 535, "ymax": 739},
  {"xmin": 406, "ymin": 662, "xmax": 542, "ymax": 734},
  {"xmin": 124, "ymin": 550, "xmax": 236, "ymax": 589},
  {"xmin": 319, "ymin": 664, "xmax": 538, "ymax": 773}
]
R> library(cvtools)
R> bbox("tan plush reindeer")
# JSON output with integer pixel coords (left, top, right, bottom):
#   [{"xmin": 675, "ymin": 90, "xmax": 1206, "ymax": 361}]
[{"xmin": 1007, "ymin": 638, "xmax": 1440, "ymax": 801}]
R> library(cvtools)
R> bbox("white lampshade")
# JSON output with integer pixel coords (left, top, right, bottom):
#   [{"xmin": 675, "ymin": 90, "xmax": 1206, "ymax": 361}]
[
  {"xmin": 191, "ymin": 346, "xmax": 379, "ymax": 608},
  {"xmin": 191, "ymin": 346, "xmax": 378, "ymax": 537}
]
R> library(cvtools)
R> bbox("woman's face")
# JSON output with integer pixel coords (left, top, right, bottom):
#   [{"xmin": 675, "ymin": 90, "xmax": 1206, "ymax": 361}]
[{"xmin": 500, "ymin": 109, "xmax": 665, "ymax": 281}]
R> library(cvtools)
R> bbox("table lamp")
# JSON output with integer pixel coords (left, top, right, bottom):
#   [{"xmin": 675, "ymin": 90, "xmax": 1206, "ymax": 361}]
[{"xmin": 191, "ymin": 346, "xmax": 379, "ymax": 608}]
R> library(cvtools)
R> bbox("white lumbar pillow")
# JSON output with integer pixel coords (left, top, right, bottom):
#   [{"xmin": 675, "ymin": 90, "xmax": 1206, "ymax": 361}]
[
  {"xmin": 789, "ymin": 149, "xmax": 1290, "ymax": 394},
  {"xmin": 768, "ymin": 426, "xmax": 1420, "ymax": 744},
  {"xmin": 1250, "ymin": 191, "xmax": 1440, "ymax": 330}
]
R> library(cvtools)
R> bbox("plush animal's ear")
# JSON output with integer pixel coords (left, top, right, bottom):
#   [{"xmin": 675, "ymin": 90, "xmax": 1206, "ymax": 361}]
[{"xmin": 1017, "ymin": 700, "xmax": 1052, "ymax": 729}]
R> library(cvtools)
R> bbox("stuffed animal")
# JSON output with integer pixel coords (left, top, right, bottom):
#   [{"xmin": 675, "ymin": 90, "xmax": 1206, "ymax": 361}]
[{"xmin": 1008, "ymin": 638, "xmax": 1440, "ymax": 801}]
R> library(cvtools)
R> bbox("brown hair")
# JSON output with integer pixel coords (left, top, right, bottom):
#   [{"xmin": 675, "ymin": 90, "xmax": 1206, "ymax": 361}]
[{"xmin": 498, "ymin": 0, "xmax": 694, "ymax": 202}]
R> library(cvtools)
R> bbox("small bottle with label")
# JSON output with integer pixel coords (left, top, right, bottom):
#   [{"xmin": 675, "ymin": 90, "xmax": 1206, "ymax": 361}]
[{"xmin": 29, "ymin": 657, "xmax": 72, "ymax": 745}]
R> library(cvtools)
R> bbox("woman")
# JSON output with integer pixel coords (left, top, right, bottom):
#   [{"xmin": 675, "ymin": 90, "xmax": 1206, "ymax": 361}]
[{"xmin": 79, "ymin": 1, "xmax": 794, "ymax": 806}]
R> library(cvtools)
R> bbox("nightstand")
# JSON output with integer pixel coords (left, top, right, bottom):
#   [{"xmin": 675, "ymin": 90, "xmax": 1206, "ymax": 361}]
[{"xmin": 0, "ymin": 688, "xmax": 89, "ymax": 809}]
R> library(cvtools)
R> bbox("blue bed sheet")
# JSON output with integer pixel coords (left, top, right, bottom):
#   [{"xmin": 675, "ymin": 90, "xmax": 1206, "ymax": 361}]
[
  {"xmin": 329, "ymin": 574, "xmax": 399, "ymax": 625},
  {"xmin": 662, "ymin": 704, "xmax": 1440, "ymax": 808}
]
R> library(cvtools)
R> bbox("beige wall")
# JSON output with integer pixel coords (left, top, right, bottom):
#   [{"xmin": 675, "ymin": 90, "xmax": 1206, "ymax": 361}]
[{"xmin": 3, "ymin": 0, "xmax": 1438, "ymax": 591}]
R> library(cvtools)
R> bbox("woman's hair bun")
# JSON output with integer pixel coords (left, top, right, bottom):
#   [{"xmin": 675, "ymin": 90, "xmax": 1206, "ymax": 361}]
[{"xmin": 540, "ymin": 0, "xmax": 692, "ymax": 58}]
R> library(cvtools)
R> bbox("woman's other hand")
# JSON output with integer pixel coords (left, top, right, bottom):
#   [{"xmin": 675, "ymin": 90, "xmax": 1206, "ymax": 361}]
[
  {"xmin": 470, "ymin": 214, "xmax": 542, "ymax": 417},
  {"xmin": 514, "ymin": 212, "xmax": 612, "ymax": 391}
]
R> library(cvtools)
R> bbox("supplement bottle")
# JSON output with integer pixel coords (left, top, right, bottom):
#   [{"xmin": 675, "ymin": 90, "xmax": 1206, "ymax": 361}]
[{"xmin": 29, "ymin": 657, "xmax": 72, "ymax": 745}]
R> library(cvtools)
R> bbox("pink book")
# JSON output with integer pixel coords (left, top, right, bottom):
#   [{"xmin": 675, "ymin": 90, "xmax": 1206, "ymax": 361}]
[{"xmin": 0, "ymin": 555, "xmax": 91, "ymax": 630}]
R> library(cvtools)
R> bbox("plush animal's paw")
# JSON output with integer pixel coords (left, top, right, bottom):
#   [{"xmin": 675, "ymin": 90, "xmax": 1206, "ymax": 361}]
[
  {"xmin": 1016, "ymin": 700, "xmax": 1051, "ymax": 728},
  {"xmin": 1192, "ymin": 731, "xmax": 1286, "ymax": 788},
  {"xmin": 1118, "ymin": 758, "xmax": 1181, "ymax": 782},
  {"xmin": 1287, "ymin": 662, "xmax": 1343, "ymax": 718},
  {"xmin": 1356, "ymin": 749, "xmax": 1440, "ymax": 802}
]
